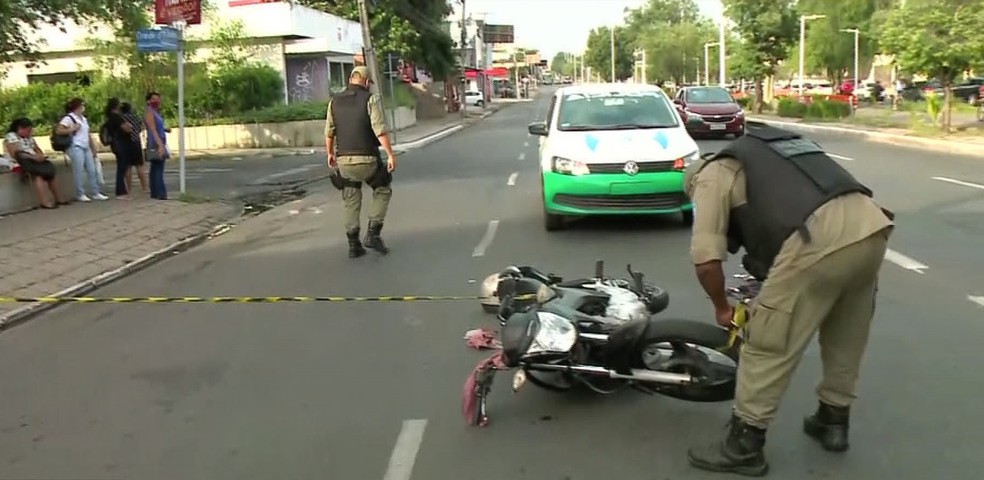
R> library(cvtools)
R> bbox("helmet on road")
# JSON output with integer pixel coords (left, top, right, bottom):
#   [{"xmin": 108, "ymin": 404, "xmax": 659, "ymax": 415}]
[{"xmin": 479, "ymin": 266, "xmax": 522, "ymax": 312}]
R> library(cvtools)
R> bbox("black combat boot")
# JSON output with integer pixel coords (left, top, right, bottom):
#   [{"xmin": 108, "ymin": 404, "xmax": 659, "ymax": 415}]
[
  {"xmin": 688, "ymin": 415, "xmax": 769, "ymax": 477},
  {"xmin": 346, "ymin": 229, "xmax": 366, "ymax": 258},
  {"xmin": 364, "ymin": 221, "xmax": 389, "ymax": 255},
  {"xmin": 803, "ymin": 401, "xmax": 850, "ymax": 452}
]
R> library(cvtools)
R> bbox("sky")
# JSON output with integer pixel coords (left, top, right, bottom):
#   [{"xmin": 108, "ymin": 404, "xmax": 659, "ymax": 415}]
[{"xmin": 450, "ymin": 0, "xmax": 725, "ymax": 60}]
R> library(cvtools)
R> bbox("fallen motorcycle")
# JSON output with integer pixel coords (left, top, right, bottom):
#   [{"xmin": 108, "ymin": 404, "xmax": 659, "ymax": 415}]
[{"xmin": 463, "ymin": 261, "xmax": 751, "ymax": 427}]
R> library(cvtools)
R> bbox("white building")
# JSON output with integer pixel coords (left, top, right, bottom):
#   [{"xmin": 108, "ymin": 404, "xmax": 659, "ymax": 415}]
[{"xmin": 1, "ymin": 0, "xmax": 364, "ymax": 104}]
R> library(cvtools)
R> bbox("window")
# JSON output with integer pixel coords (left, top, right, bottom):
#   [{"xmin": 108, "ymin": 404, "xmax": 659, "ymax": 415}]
[
  {"xmin": 556, "ymin": 91, "xmax": 679, "ymax": 132},
  {"xmin": 686, "ymin": 87, "xmax": 735, "ymax": 104},
  {"xmin": 545, "ymin": 95, "xmax": 557, "ymax": 128}
]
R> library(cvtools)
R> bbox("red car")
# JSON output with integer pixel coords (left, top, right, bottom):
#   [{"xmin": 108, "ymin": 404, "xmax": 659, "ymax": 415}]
[{"xmin": 673, "ymin": 86, "xmax": 746, "ymax": 138}]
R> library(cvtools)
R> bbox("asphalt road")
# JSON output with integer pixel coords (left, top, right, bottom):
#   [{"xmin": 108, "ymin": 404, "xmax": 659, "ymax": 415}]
[
  {"xmin": 2, "ymin": 88, "xmax": 983, "ymax": 480},
  {"xmin": 160, "ymin": 151, "xmax": 326, "ymax": 200}
]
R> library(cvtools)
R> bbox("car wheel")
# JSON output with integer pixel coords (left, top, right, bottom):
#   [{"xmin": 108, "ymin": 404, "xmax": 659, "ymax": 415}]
[
  {"xmin": 681, "ymin": 210, "xmax": 694, "ymax": 226},
  {"xmin": 477, "ymin": 100, "xmax": 485, "ymax": 107}
]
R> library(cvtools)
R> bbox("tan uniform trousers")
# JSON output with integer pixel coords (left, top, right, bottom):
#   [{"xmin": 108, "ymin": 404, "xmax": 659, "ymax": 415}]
[
  {"xmin": 338, "ymin": 155, "xmax": 392, "ymax": 232},
  {"xmin": 735, "ymin": 228, "xmax": 891, "ymax": 429}
]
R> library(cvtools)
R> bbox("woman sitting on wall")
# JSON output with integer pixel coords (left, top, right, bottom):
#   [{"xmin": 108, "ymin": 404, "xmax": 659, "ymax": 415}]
[{"xmin": 4, "ymin": 118, "xmax": 68, "ymax": 209}]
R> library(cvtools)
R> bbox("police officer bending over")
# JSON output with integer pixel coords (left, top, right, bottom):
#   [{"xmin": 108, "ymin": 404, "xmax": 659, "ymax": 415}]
[
  {"xmin": 325, "ymin": 66, "xmax": 397, "ymax": 258},
  {"xmin": 683, "ymin": 122, "xmax": 895, "ymax": 477}
]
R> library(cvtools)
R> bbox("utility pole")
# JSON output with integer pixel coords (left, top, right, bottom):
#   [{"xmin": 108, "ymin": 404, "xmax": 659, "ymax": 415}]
[
  {"xmin": 718, "ymin": 17, "xmax": 726, "ymax": 87},
  {"xmin": 609, "ymin": 27, "xmax": 616, "ymax": 83},
  {"xmin": 356, "ymin": 0, "xmax": 384, "ymax": 100},
  {"xmin": 459, "ymin": 0, "xmax": 468, "ymax": 118}
]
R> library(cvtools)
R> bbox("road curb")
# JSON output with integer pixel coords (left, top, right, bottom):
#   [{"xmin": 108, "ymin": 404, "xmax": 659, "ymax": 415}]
[
  {"xmin": 0, "ymin": 219, "xmax": 237, "ymax": 331},
  {"xmin": 748, "ymin": 116, "xmax": 984, "ymax": 158}
]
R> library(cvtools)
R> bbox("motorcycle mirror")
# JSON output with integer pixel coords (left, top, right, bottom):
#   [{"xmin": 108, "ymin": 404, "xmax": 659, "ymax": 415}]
[{"xmin": 594, "ymin": 260, "xmax": 605, "ymax": 279}]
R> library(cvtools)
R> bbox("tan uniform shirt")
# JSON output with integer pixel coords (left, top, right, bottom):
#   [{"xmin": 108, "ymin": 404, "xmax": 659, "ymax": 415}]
[
  {"xmin": 324, "ymin": 92, "xmax": 388, "ymax": 165},
  {"xmin": 689, "ymin": 157, "xmax": 894, "ymax": 272}
]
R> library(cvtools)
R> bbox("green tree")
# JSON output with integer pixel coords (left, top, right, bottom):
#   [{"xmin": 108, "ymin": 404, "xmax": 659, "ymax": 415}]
[
  {"xmin": 583, "ymin": 26, "xmax": 634, "ymax": 81},
  {"xmin": 0, "ymin": 0, "xmax": 155, "ymax": 68},
  {"xmin": 794, "ymin": 0, "xmax": 893, "ymax": 82},
  {"xmin": 624, "ymin": 0, "xmax": 714, "ymax": 84},
  {"xmin": 722, "ymin": 0, "xmax": 798, "ymax": 112},
  {"xmin": 550, "ymin": 52, "xmax": 571, "ymax": 76},
  {"xmin": 878, "ymin": 0, "xmax": 984, "ymax": 131},
  {"xmin": 297, "ymin": 0, "xmax": 456, "ymax": 79}
]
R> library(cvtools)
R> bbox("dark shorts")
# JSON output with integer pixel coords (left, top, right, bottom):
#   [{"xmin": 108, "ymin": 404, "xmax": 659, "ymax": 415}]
[{"xmin": 115, "ymin": 142, "xmax": 144, "ymax": 166}]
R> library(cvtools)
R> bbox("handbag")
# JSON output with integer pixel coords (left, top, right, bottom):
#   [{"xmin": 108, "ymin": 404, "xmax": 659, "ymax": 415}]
[
  {"xmin": 50, "ymin": 116, "xmax": 77, "ymax": 152},
  {"xmin": 15, "ymin": 152, "xmax": 56, "ymax": 180}
]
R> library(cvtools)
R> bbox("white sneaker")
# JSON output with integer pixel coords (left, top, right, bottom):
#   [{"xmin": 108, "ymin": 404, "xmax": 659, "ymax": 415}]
[
  {"xmin": 92, "ymin": 193, "xmax": 109, "ymax": 201},
  {"xmin": 77, "ymin": 194, "xmax": 91, "ymax": 202}
]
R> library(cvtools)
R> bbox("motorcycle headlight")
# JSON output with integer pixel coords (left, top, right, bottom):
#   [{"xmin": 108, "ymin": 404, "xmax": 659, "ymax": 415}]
[
  {"xmin": 525, "ymin": 311, "xmax": 577, "ymax": 356},
  {"xmin": 552, "ymin": 156, "xmax": 590, "ymax": 176}
]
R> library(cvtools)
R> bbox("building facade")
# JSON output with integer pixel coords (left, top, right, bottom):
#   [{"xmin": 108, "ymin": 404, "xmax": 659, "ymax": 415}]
[{"xmin": 1, "ymin": 0, "xmax": 363, "ymax": 104}]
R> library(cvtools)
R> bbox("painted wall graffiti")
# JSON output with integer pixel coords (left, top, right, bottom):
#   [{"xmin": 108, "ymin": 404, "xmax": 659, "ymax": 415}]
[{"xmin": 286, "ymin": 57, "xmax": 329, "ymax": 104}]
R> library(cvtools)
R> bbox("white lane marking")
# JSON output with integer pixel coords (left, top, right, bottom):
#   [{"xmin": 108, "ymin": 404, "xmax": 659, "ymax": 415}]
[
  {"xmin": 253, "ymin": 165, "xmax": 319, "ymax": 184},
  {"xmin": 517, "ymin": 152, "xmax": 526, "ymax": 161},
  {"xmin": 382, "ymin": 419, "xmax": 427, "ymax": 480},
  {"xmin": 507, "ymin": 172, "xmax": 518, "ymax": 186},
  {"xmin": 969, "ymin": 296, "xmax": 984, "ymax": 308},
  {"xmin": 472, "ymin": 220, "xmax": 500, "ymax": 257},
  {"xmin": 523, "ymin": 141, "xmax": 529, "ymax": 147},
  {"xmin": 931, "ymin": 176, "xmax": 984, "ymax": 190},
  {"xmin": 828, "ymin": 153, "xmax": 853, "ymax": 161},
  {"xmin": 884, "ymin": 249, "xmax": 928, "ymax": 274}
]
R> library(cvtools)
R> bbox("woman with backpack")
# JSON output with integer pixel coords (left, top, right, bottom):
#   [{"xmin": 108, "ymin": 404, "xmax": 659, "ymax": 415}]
[
  {"xmin": 103, "ymin": 98, "xmax": 145, "ymax": 199},
  {"xmin": 54, "ymin": 97, "xmax": 107, "ymax": 202}
]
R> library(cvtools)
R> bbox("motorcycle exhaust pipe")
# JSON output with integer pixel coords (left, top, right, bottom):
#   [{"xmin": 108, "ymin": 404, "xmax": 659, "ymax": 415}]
[{"xmin": 528, "ymin": 363, "xmax": 694, "ymax": 385}]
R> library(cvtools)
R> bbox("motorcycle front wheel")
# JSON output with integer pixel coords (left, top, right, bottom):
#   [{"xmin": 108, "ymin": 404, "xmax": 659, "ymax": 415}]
[{"xmin": 634, "ymin": 319, "xmax": 741, "ymax": 402}]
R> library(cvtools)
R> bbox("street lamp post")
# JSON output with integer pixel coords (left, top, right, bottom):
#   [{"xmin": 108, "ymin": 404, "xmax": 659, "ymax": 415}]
[
  {"xmin": 798, "ymin": 14, "xmax": 826, "ymax": 96},
  {"xmin": 840, "ymin": 28, "xmax": 860, "ymax": 97},
  {"xmin": 718, "ymin": 17, "xmax": 726, "ymax": 88},
  {"xmin": 704, "ymin": 42, "xmax": 719, "ymax": 86},
  {"xmin": 609, "ymin": 27, "xmax": 616, "ymax": 83}
]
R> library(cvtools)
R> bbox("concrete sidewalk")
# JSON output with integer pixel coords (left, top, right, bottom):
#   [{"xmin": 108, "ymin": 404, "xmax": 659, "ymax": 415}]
[{"xmin": 0, "ymin": 197, "xmax": 239, "ymax": 327}]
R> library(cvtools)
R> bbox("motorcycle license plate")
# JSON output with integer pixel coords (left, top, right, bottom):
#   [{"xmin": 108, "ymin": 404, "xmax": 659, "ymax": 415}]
[
  {"xmin": 512, "ymin": 370, "xmax": 527, "ymax": 392},
  {"xmin": 709, "ymin": 123, "xmax": 726, "ymax": 131}
]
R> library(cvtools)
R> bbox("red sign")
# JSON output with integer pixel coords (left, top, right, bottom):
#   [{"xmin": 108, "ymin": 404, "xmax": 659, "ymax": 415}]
[
  {"xmin": 228, "ymin": 0, "xmax": 278, "ymax": 6},
  {"xmin": 155, "ymin": 0, "xmax": 202, "ymax": 25}
]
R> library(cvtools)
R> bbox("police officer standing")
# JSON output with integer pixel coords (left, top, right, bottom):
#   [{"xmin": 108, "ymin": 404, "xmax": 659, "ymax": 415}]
[
  {"xmin": 682, "ymin": 122, "xmax": 895, "ymax": 477},
  {"xmin": 325, "ymin": 66, "xmax": 397, "ymax": 258}
]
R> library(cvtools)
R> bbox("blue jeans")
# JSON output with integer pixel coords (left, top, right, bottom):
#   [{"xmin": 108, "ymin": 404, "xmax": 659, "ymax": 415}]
[
  {"xmin": 66, "ymin": 145, "xmax": 101, "ymax": 197},
  {"xmin": 149, "ymin": 159, "xmax": 167, "ymax": 199}
]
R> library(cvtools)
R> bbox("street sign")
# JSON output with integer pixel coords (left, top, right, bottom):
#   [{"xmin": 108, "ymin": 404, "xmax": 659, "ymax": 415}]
[
  {"xmin": 155, "ymin": 0, "xmax": 202, "ymax": 25},
  {"xmin": 136, "ymin": 27, "xmax": 180, "ymax": 53}
]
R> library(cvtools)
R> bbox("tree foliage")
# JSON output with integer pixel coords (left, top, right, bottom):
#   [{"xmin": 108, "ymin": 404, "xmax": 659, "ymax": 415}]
[
  {"xmin": 550, "ymin": 52, "xmax": 575, "ymax": 76},
  {"xmin": 297, "ymin": 0, "xmax": 456, "ymax": 79},
  {"xmin": 623, "ymin": 0, "xmax": 710, "ymax": 84},
  {"xmin": 722, "ymin": 0, "xmax": 797, "ymax": 112},
  {"xmin": 583, "ymin": 26, "xmax": 634, "ymax": 81},
  {"xmin": 794, "ymin": 0, "xmax": 894, "ymax": 81},
  {"xmin": 878, "ymin": 0, "xmax": 984, "ymax": 130},
  {"xmin": 0, "ymin": 0, "xmax": 154, "ymax": 67}
]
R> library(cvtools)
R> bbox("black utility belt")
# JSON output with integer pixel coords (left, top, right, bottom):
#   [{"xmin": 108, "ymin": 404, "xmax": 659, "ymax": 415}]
[{"xmin": 335, "ymin": 150, "xmax": 380, "ymax": 157}]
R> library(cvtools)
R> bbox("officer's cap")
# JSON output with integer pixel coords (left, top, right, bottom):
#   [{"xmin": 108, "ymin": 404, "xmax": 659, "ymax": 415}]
[{"xmin": 350, "ymin": 66, "xmax": 371, "ymax": 80}]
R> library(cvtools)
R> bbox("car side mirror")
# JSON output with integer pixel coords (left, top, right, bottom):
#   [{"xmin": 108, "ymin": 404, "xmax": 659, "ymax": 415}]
[{"xmin": 528, "ymin": 122, "xmax": 548, "ymax": 136}]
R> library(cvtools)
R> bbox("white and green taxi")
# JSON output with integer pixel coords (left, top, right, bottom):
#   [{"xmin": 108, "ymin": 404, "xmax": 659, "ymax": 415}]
[{"xmin": 527, "ymin": 83, "xmax": 700, "ymax": 231}]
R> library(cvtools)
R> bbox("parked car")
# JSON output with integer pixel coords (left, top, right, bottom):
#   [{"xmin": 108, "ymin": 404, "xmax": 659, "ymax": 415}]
[
  {"xmin": 464, "ymin": 90, "xmax": 485, "ymax": 107},
  {"xmin": 953, "ymin": 77, "xmax": 984, "ymax": 104},
  {"xmin": 527, "ymin": 83, "xmax": 700, "ymax": 231},
  {"xmin": 673, "ymin": 86, "xmax": 745, "ymax": 138}
]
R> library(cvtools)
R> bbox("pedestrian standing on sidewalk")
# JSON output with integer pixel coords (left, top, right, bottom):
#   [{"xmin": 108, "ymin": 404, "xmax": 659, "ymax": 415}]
[
  {"xmin": 144, "ymin": 92, "xmax": 169, "ymax": 200},
  {"xmin": 103, "ymin": 98, "xmax": 142, "ymax": 199},
  {"xmin": 56, "ymin": 98, "xmax": 108, "ymax": 202},
  {"xmin": 325, "ymin": 66, "xmax": 397, "ymax": 258},
  {"xmin": 121, "ymin": 102, "xmax": 148, "ymax": 194}
]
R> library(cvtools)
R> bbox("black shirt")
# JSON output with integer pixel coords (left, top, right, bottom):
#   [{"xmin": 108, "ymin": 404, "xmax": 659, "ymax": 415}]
[{"xmin": 107, "ymin": 112, "xmax": 140, "ymax": 150}]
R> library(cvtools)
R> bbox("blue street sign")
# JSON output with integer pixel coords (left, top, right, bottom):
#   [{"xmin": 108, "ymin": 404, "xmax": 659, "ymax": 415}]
[{"xmin": 136, "ymin": 27, "xmax": 180, "ymax": 53}]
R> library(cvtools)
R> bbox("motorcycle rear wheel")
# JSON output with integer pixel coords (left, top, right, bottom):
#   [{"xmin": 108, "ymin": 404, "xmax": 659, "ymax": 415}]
[{"xmin": 634, "ymin": 319, "xmax": 741, "ymax": 402}]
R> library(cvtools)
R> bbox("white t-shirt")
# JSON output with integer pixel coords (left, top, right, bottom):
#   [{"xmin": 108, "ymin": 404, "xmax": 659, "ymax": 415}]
[{"xmin": 59, "ymin": 112, "xmax": 90, "ymax": 149}]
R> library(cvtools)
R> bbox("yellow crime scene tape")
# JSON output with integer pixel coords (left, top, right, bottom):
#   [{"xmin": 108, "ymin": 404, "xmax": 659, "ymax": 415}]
[{"xmin": 0, "ymin": 294, "xmax": 539, "ymax": 304}]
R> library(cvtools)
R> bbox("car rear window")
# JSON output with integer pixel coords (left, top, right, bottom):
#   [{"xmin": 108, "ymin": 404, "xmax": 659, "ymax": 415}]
[
  {"xmin": 556, "ymin": 91, "xmax": 679, "ymax": 131},
  {"xmin": 686, "ymin": 87, "xmax": 735, "ymax": 104}
]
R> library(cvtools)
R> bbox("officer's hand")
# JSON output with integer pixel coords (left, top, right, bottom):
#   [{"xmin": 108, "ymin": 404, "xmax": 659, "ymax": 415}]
[
  {"xmin": 715, "ymin": 305, "xmax": 734, "ymax": 328},
  {"xmin": 327, "ymin": 153, "xmax": 336, "ymax": 167},
  {"xmin": 386, "ymin": 156, "xmax": 396, "ymax": 172}
]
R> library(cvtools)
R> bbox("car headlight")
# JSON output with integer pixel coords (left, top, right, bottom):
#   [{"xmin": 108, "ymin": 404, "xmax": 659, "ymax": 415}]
[
  {"xmin": 552, "ymin": 156, "xmax": 590, "ymax": 176},
  {"xmin": 735, "ymin": 109, "xmax": 745, "ymax": 117},
  {"xmin": 525, "ymin": 311, "xmax": 577, "ymax": 356},
  {"xmin": 673, "ymin": 150, "xmax": 701, "ymax": 170}
]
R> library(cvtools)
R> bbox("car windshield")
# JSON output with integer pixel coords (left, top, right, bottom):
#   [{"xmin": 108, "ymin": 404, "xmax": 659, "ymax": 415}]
[
  {"xmin": 686, "ymin": 87, "xmax": 735, "ymax": 104},
  {"xmin": 556, "ymin": 91, "xmax": 679, "ymax": 131}
]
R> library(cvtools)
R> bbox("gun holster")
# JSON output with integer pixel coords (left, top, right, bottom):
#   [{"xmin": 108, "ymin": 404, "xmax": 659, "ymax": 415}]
[
  {"xmin": 329, "ymin": 165, "xmax": 361, "ymax": 191},
  {"xmin": 365, "ymin": 156, "xmax": 392, "ymax": 189}
]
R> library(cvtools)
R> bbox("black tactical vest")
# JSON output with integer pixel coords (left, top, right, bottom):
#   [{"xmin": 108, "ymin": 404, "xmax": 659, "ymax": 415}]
[
  {"xmin": 708, "ymin": 122, "xmax": 873, "ymax": 280},
  {"xmin": 330, "ymin": 85, "xmax": 381, "ymax": 156}
]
